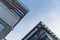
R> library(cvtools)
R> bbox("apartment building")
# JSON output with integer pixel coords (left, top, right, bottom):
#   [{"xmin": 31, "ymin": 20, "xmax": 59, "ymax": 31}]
[
  {"xmin": 0, "ymin": 0, "xmax": 29, "ymax": 40},
  {"xmin": 22, "ymin": 21, "xmax": 59, "ymax": 40}
]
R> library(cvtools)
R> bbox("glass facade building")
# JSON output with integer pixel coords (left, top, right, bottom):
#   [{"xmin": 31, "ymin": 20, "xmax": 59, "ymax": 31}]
[
  {"xmin": 22, "ymin": 21, "xmax": 59, "ymax": 40},
  {"xmin": 0, "ymin": 0, "xmax": 29, "ymax": 40}
]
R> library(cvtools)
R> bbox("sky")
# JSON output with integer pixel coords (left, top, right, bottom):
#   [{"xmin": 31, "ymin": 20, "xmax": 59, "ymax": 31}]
[{"xmin": 6, "ymin": 0, "xmax": 60, "ymax": 40}]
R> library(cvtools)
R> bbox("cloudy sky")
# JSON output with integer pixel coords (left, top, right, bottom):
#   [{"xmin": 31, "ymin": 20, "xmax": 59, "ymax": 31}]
[{"xmin": 6, "ymin": 0, "xmax": 60, "ymax": 40}]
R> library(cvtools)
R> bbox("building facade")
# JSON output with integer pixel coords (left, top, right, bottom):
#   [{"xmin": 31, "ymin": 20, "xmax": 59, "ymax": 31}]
[
  {"xmin": 22, "ymin": 21, "xmax": 59, "ymax": 40},
  {"xmin": 0, "ymin": 0, "xmax": 29, "ymax": 40}
]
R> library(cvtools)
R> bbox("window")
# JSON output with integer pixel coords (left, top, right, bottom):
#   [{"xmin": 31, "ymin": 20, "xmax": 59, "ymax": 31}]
[
  {"xmin": 41, "ymin": 34, "xmax": 50, "ymax": 40},
  {"xmin": 42, "ymin": 35, "xmax": 48, "ymax": 40},
  {"xmin": 0, "ymin": 23, "xmax": 4, "ymax": 32},
  {"xmin": 33, "ymin": 35, "xmax": 37, "ymax": 40}
]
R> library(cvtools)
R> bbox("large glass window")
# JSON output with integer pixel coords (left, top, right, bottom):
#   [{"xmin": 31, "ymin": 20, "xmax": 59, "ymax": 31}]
[{"xmin": 0, "ymin": 23, "xmax": 4, "ymax": 32}]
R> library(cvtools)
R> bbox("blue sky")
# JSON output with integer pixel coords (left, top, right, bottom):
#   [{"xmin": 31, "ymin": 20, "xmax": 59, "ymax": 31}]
[{"xmin": 6, "ymin": 0, "xmax": 60, "ymax": 40}]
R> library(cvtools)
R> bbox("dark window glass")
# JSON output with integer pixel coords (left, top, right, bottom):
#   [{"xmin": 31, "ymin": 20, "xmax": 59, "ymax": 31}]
[{"xmin": 42, "ymin": 35, "xmax": 50, "ymax": 40}]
